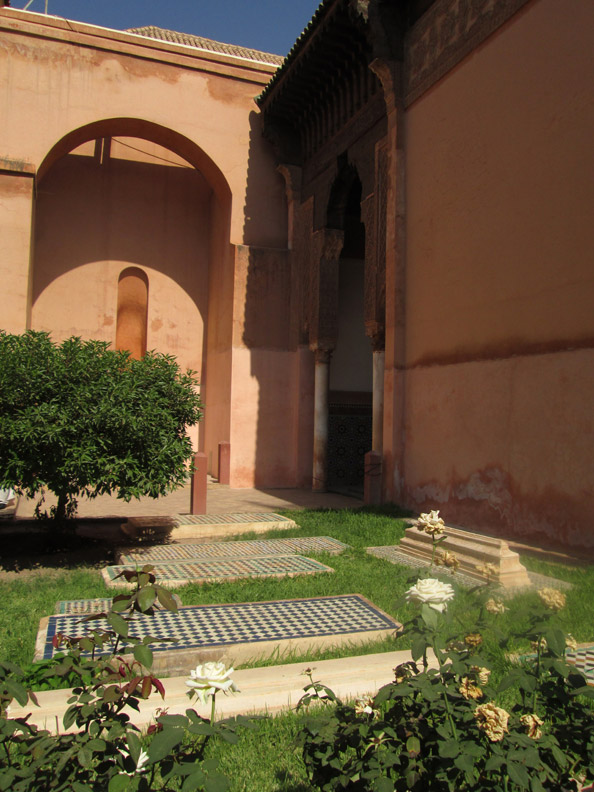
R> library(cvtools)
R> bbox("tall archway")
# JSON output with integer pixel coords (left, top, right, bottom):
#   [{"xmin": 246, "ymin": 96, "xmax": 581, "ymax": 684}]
[
  {"xmin": 327, "ymin": 171, "xmax": 373, "ymax": 494},
  {"xmin": 31, "ymin": 118, "xmax": 233, "ymax": 456}
]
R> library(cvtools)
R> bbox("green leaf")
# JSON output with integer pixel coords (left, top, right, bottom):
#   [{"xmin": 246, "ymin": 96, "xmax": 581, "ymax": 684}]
[
  {"xmin": 2, "ymin": 679, "xmax": 28, "ymax": 707},
  {"xmin": 438, "ymin": 740, "xmax": 459, "ymax": 759},
  {"xmin": 454, "ymin": 752, "xmax": 475, "ymax": 773},
  {"xmin": 107, "ymin": 612, "xmax": 129, "ymax": 638},
  {"xmin": 137, "ymin": 587, "xmax": 157, "ymax": 612},
  {"xmin": 544, "ymin": 627, "xmax": 566, "ymax": 657},
  {"xmin": 133, "ymin": 644, "xmax": 153, "ymax": 669},
  {"xmin": 109, "ymin": 776, "xmax": 131, "ymax": 792},
  {"xmin": 507, "ymin": 761, "xmax": 530, "ymax": 789},
  {"xmin": 204, "ymin": 775, "xmax": 230, "ymax": 792},
  {"xmin": 148, "ymin": 727, "xmax": 185, "ymax": 763},
  {"xmin": 421, "ymin": 604, "xmax": 440, "ymax": 629},
  {"xmin": 406, "ymin": 736, "xmax": 420, "ymax": 755},
  {"xmin": 372, "ymin": 778, "xmax": 395, "ymax": 792},
  {"xmin": 156, "ymin": 588, "xmax": 179, "ymax": 612}
]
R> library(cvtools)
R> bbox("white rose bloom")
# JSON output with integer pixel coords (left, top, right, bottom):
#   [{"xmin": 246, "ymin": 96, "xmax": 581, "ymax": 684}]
[
  {"xmin": 186, "ymin": 661, "xmax": 239, "ymax": 704},
  {"xmin": 405, "ymin": 578, "xmax": 455, "ymax": 613}
]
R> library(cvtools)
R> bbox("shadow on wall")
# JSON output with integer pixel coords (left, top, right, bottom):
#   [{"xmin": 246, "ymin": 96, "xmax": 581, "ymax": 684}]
[
  {"xmin": 32, "ymin": 148, "xmax": 211, "ymax": 373},
  {"xmin": 239, "ymin": 110, "xmax": 300, "ymax": 488}
]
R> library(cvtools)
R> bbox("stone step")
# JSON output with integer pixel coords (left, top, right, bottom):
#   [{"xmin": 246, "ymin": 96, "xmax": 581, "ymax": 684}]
[
  {"xmin": 35, "ymin": 594, "xmax": 402, "ymax": 676},
  {"xmin": 12, "ymin": 648, "xmax": 433, "ymax": 735},
  {"xmin": 121, "ymin": 512, "xmax": 298, "ymax": 542}
]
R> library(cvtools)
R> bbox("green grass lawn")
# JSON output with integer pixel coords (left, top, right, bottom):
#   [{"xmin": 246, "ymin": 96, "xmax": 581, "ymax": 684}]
[
  {"xmin": 1, "ymin": 506, "xmax": 594, "ymax": 791},
  {"xmin": 1, "ymin": 506, "xmax": 594, "ymax": 669}
]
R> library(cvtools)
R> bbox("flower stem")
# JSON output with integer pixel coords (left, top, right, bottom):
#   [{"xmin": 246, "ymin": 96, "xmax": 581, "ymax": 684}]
[
  {"xmin": 532, "ymin": 635, "xmax": 542, "ymax": 712},
  {"xmin": 210, "ymin": 692, "xmax": 216, "ymax": 726}
]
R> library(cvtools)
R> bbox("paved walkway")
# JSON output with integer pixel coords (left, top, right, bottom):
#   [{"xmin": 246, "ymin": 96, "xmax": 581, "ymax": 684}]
[
  {"xmin": 13, "ymin": 481, "xmax": 362, "ymax": 520},
  {"xmin": 11, "ymin": 649, "xmax": 431, "ymax": 734}
]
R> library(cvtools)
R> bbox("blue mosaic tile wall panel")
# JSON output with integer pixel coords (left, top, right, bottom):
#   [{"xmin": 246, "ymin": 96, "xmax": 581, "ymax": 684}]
[
  {"xmin": 119, "ymin": 536, "xmax": 349, "ymax": 564},
  {"xmin": 40, "ymin": 595, "xmax": 401, "ymax": 660}
]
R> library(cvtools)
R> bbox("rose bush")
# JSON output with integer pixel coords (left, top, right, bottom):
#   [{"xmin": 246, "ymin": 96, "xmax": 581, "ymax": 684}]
[{"xmin": 299, "ymin": 576, "xmax": 594, "ymax": 792}]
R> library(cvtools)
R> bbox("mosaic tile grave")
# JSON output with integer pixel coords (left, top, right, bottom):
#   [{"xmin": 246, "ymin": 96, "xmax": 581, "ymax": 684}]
[
  {"xmin": 173, "ymin": 513, "xmax": 295, "ymax": 526},
  {"xmin": 367, "ymin": 545, "xmax": 478, "ymax": 587},
  {"xmin": 118, "ymin": 536, "xmax": 350, "ymax": 564},
  {"xmin": 55, "ymin": 598, "xmax": 114, "ymax": 616},
  {"xmin": 102, "ymin": 554, "xmax": 334, "ymax": 587},
  {"xmin": 566, "ymin": 646, "xmax": 594, "ymax": 685},
  {"xmin": 55, "ymin": 594, "xmax": 183, "ymax": 616},
  {"xmin": 37, "ymin": 595, "xmax": 401, "ymax": 662}
]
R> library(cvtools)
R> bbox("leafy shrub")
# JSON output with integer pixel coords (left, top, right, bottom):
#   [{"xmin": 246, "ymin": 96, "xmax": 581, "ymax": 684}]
[{"xmin": 0, "ymin": 331, "xmax": 202, "ymax": 522}]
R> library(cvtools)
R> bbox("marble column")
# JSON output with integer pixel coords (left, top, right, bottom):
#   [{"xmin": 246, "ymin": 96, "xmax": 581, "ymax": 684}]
[
  {"xmin": 312, "ymin": 348, "xmax": 332, "ymax": 492},
  {"xmin": 372, "ymin": 348, "xmax": 385, "ymax": 453}
]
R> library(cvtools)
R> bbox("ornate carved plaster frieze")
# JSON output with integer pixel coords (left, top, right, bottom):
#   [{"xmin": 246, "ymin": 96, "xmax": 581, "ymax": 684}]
[
  {"xmin": 308, "ymin": 227, "xmax": 344, "ymax": 352},
  {"xmin": 404, "ymin": 0, "xmax": 533, "ymax": 106},
  {"xmin": 302, "ymin": 93, "xmax": 386, "ymax": 192}
]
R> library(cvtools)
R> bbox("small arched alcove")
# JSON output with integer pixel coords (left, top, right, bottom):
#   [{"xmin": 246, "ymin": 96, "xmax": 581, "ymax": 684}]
[{"xmin": 116, "ymin": 267, "xmax": 148, "ymax": 360}]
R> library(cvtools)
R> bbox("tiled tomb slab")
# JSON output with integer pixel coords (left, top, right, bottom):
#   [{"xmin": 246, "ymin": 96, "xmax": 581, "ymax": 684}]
[
  {"xmin": 367, "ymin": 546, "xmax": 479, "ymax": 587},
  {"xmin": 398, "ymin": 522, "xmax": 531, "ymax": 588},
  {"xmin": 35, "ymin": 594, "xmax": 402, "ymax": 675},
  {"xmin": 566, "ymin": 646, "xmax": 594, "ymax": 685},
  {"xmin": 367, "ymin": 545, "xmax": 571, "ymax": 595},
  {"xmin": 123, "ymin": 513, "xmax": 299, "ymax": 542},
  {"xmin": 102, "ymin": 555, "xmax": 334, "ymax": 588},
  {"xmin": 54, "ymin": 594, "xmax": 183, "ymax": 616},
  {"xmin": 117, "ymin": 536, "xmax": 350, "ymax": 564}
]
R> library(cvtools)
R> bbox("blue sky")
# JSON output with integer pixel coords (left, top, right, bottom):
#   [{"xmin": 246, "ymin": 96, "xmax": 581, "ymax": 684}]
[{"xmin": 8, "ymin": 0, "xmax": 322, "ymax": 55}]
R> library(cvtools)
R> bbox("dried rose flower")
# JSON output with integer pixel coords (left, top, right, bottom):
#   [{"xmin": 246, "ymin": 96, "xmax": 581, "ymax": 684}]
[
  {"xmin": 416, "ymin": 509, "xmax": 445, "ymax": 536},
  {"xmin": 465, "ymin": 633, "xmax": 483, "ymax": 648},
  {"xmin": 565, "ymin": 634, "xmax": 578, "ymax": 652},
  {"xmin": 436, "ymin": 550, "xmax": 460, "ymax": 571},
  {"xmin": 538, "ymin": 587, "xmax": 566, "ymax": 611},
  {"xmin": 471, "ymin": 666, "xmax": 491, "ymax": 685},
  {"xmin": 393, "ymin": 663, "xmax": 415, "ymax": 684},
  {"xmin": 485, "ymin": 597, "xmax": 507, "ymax": 615},
  {"xmin": 477, "ymin": 562, "xmax": 499, "ymax": 579},
  {"xmin": 520, "ymin": 713, "xmax": 543, "ymax": 739},
  {"xmin": 459, "ymin": 677, "xmax": 483, "ymax": 700},
  {"xmin": 474, "ymin": 702, "xmax": 510, "ymax": 742}
]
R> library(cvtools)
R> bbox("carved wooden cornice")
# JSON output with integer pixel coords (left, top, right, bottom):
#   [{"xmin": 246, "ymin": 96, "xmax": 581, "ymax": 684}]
[{"xmin": 404, "ymin": 0, "xmax": 533, "ymax": 106}]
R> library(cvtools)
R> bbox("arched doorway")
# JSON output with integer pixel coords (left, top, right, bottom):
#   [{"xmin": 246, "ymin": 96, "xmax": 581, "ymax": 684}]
[{"xmin": 327, "ymin": 171, "xmax": 373, "ymax": 495}]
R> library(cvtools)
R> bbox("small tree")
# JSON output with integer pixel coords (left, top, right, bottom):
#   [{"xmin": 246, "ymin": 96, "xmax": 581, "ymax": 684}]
[{"xmin": 0, "ymin": 331, "xmax": 203, "ymax": 522}]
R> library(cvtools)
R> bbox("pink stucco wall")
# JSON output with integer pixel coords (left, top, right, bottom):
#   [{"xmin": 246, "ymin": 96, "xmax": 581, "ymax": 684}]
[
  {"xmin": 0, "ymin": 6, "xmax": 289, "ymax": 482},
  {"xmin": 399, "ymin": 0, "xmax": 594, "ymax": 544}
]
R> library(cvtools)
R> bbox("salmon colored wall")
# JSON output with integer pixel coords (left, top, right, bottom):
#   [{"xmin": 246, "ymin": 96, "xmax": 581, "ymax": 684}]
[
  {"xmin": 0, "ymin": 7, "xmax": 285, "ymax": 248},
  {"xmin": 229, "ymin": 245, "xmax": 296, "ymax": 487},
  {"xmin": 0, "ymin": 170, "xmax": 34, "ymax": 332},
  {"xmin": 32, "ymin": 148, "xmax": 211, "ymax": 376},
  {"xmin": 400, "ymin": 0, "xmax": 594, "ymax": 543}
]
